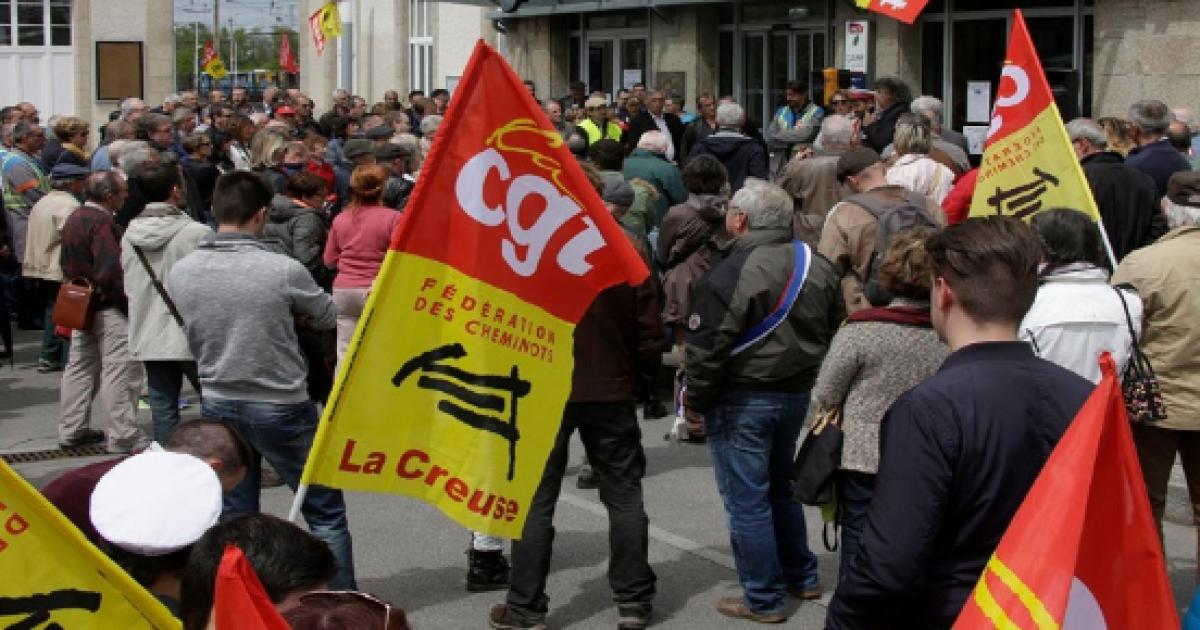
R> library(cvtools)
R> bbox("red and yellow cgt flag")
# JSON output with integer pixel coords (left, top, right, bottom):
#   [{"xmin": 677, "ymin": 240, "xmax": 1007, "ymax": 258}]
[
  {"xmin": 954, "ymin": 354, "xmax": 1176, "ymax": 629},
  {"xmin": 0, "ymin": 460, "xmax": 179, "ymax": 629},
  {"xmin": 854, "ymin": 0, "xmax": 929, "ymax": 24},
  {"xmin": 969, "ymin": 10, "xmax": 1099, "ymax": 221},
  {"xmin": 298, "ymin": 40, "xmax": 649, "ymax": 538},
  {"xmin": 201, "ymin": 40, "xmax": 227, "ymax": 80}
]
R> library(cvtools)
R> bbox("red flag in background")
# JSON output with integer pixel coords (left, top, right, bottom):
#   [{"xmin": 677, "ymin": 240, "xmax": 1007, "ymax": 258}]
[
  {"xmin": 855, "ymin": 0, "xmax": 929, "ymax": 24},
  {"xmin": 280, "ymin": 32, "xmax": 299, "ymax": 74},
  {"xmin": 212, "ymin": 544, "xmax": 290, "ymax": 630},
  {"xmin": 954, "ymin": 353, "xmax": 1176, "ymax": 629}
]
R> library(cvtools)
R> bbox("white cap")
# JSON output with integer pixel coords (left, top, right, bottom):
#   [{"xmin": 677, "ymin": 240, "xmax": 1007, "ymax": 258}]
[{"xmin": 90, "ymin": 451, "xmax": 222, "ymax": 556}]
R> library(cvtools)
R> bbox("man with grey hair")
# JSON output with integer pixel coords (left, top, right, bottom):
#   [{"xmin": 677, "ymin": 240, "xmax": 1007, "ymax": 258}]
[
  {"xmin": 2, "ymin": 120, "xmax": 51, "ymax": 326},
  {"xmin": 910, "ymin": 95, "xmax": 969, "ymax": 155},
  {"xmin": 91, "ymin": 119, "xmax": 135, "ymax": 171},
  {"xmin": 690, "ymin": 102, "xmax": 768, "ymax": 192},
  {"xmin": 1113, "ymin": 170, "xmax": 1200, "ymax": 570},
  {"xmin": 685, "ymin": 177, "xmax": 843, "ymax": 623},
  {"xmin": 624, "ymin": 130, "xmax": 688, "ymax": 227},
  {"xmin": 779, "ymin": 114, "xmax": 859, "ymax": 244},
  {"xmin": 1066, "ymin": 117, "xmax": 1163, "ymax": 260},
  {"xmin": 1126, "ymin": 99, "xmax": 1191, "ymax": 197},
  {"xmin": 119, "ymin": 97, "xmax": 149, "ymax": 122},
  {"xmin": 157, "ymin": 93, "xmax": 181, "ymax": 116},
  {"xmin": 885, "ymin": 98, "xmax": 969, "ymax": 174},
  {"xmin": 1173, "ymin": 106, "xmax": 1200, "ymax": 150}
]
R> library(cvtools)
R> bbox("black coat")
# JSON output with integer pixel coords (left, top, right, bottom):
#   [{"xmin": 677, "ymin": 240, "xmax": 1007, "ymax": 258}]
[
  {"xmin": 827, "ymin": 342, "xmax": 1093, "ymax": 629},
  {"xmin": 1081, "ymin": 151, "xmax": 1167, "ymax": 262},
  {"xmin": 863, "ymin": 102, "xmax": 911, "ymax": 153},
  {"xmin": 688, "ymin": 131, "xmax": 769, "ymax": 193},
  {"xmin": 625, "ymin": 111, "xmax": 684, "ymax": 159}
]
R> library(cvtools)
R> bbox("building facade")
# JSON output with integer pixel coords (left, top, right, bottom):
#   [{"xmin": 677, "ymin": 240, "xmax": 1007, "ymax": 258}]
[{"xmin": 497, "ymin": 0, "xmax": 1187, "ymax": 139}]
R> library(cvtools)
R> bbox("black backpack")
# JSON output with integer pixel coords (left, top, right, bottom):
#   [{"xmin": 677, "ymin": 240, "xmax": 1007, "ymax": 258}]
[{"xmin": 847, "ymin": 187, "xmax": 939, "ymax": 307}]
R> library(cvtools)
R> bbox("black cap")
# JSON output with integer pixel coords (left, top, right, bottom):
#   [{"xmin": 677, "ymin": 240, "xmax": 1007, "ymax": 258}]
[
  {"xmin": 1167, "ymin": 171, "xmax": 1200, "ymax": 208},
  {"xmin": 836, "ymin": 146, "xmax": 882, "ymax": 183}
]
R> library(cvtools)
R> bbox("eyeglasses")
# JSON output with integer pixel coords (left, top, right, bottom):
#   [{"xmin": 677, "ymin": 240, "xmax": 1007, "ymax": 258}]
[
  {"xmin": 295, "ymin": 591, "xmax": 405, "ymax": 630},
  {"xmin": 831, "ymin": 100, "xmax": 849, "ymax": 105}
]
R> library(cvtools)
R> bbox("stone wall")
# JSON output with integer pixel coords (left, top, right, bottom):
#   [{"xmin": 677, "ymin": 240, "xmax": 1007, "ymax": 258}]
[
  {"xmin": 74, "ymin": 0, "xmax": 175, "ymax": 127},
  {"xmin": 1092, "ymin": 0, "xmax": 1200, "ymax": 116}
]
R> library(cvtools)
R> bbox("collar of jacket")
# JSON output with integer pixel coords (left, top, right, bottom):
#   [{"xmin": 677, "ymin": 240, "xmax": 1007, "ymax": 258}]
[
  {"xmin": 628, "ymin": 147, "xmax": 666, "ymax": 161},
  {"xmin": 1129, "ymin": 137, "xmax": 1172, "ymax": 156},
  {"xmin": 138, "ymin": 202, "xmax": 184, "ymax": 219},
  {"xmin": 730, "ymin": 227, "xmax": 791, "ymax": 253},
  {"xmin": 200, "ymin": 231, "xmax": 279, "ymax": 251},
  {"xmin": 940, "ymin": 340, "xmax": 1033, "ymax": 373},
  {"xmin": 1156, "ymin": 224, "xmax": 1200, "ymax": 243},
  {"xmin": 1038, "ymin": 262, "xmax": 1108, "ymax": 284},
  {"xmin": 1080, "ymin": 150, "xmax": 1123, "ymax": 165}
]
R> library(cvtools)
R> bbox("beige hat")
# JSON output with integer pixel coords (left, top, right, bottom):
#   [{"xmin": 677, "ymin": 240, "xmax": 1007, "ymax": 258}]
[
  {"xmin": 584, "ymin": 96, "xmax": 608, "ymax": 109},
  {"xmin": 90, "ymin": 451, "xmax": 222, "ymax": 556}
]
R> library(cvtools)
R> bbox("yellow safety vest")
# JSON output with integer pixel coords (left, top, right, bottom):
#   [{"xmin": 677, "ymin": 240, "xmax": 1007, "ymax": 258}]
[{"xmin": 578, "ymin": 118, "xmax": 622, "ymax": 145}]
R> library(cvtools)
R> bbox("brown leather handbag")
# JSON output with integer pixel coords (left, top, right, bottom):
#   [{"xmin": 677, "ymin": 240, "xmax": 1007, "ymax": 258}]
[{"xmin": 52, "ymin": 277, "xmax": 97, "ymax": 331}]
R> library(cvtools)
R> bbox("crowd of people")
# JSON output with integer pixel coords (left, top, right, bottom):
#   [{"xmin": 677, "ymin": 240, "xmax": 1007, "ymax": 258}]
[{"xmin": 2, "ymin": 74, "xmax": 1199, "ymax": 629}]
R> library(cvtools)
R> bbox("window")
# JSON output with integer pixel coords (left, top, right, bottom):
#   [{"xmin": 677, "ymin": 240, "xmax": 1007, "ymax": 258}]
[
  {"xmin": 0, "ymin": 0, "xmax": 68, "ymax": 48},
  {"xmin": 409, "ymin": 0, "xmax": 432, "ymax": 94}
]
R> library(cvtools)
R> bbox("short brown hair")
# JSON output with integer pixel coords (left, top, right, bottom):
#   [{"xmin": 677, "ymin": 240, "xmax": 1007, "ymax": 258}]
[
  {"xmin": 52, "ymin": 116, "xmax": 89, "ymax": 141},
  {"xmin": 348, "ymin": 164, "xmax": 387, "ymax": 207},
  {"xmin": 924, "ymin": 216, "xmax": 1042, "ymax": 326},
  {"xmin": 879, "ymin": 227, "xmax": 936, "ymax": 299}
]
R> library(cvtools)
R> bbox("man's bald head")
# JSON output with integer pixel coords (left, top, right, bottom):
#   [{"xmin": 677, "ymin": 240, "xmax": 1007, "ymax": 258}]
[{"xmin": 165, "ymin": 419, "xmax": 251, "ymax": 492}]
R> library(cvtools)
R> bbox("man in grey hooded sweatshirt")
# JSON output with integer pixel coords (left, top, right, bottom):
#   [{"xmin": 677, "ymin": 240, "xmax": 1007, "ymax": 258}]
[
  {"xmin": 168, "ymin": 171, "xmax": 356, "ymax": 590},
  {"xmin": 121, "ymin": 161, "xmax": 212, "ymax": 443}
]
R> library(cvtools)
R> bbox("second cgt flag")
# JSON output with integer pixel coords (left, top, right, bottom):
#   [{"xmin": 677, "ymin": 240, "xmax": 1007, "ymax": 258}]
[
  {"xmin": 297, "ymin": 40, "xmax": 649, "ymax": 539},
  {"xmin": 969, "ymin": 9, "xmax": 1099, "ymax": 222}
]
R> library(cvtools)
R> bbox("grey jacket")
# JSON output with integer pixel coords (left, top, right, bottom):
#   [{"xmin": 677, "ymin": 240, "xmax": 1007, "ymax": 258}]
[
  {"xmin": 167, "ymin": 232, "xmax": 336, "ymax": 403},
  {"xmin": 263, "ymin": 194, "xmax": 332, "ymax": 288}
]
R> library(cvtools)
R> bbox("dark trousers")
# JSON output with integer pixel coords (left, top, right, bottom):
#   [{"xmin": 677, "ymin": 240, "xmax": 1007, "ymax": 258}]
[
  {"xmin": 144, "ymin": 360, "xmax": 199, "ymax": 443},
  {"xmin": 506, "ymin": 401, "xmax": 657, "ymax": 623},
  {"xmin": 836, "ymin": 470, "xmax": 877, "ymax": 585},
  {"xmin": 1131, "ymin": 423, "xmax": 1200, "ymax": 580},
  {"xmin": 37, "ymin": 279, "xmax": 66, "ymax": 364}
]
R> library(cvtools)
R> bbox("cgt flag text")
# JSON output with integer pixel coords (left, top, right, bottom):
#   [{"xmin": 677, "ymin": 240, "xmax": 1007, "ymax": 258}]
[
  {"xmin": 298, "ymin": 40, "xmax": 649, "ymax": 539},
  {"xmin": 0, "ymin": 460, "xmax": 179, "ymax": 629},
  {"xmin": 969, "ymin": 9, "xmax": 1099, "ymax": 222},
  {"xmin": 954, "ymin": 354, "xmax": 1175, "ymax": 629}
]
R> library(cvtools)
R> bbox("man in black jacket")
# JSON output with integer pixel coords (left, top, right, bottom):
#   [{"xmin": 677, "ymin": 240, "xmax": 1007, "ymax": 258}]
[
  {"xmin": 862, "ymin": 77, "xmax": 911, "ymax": 153},
  {"xmin": 625, "ymin": 90, "xmax": 684, "ymax": 162},
  {"xmin": 686, "ymin": 178, "xmax": 843, "ymax": 624},
  {"xmin": 1067, "ymin": 117, "xmax": 1166, "ymax": 261},
  {"xmin": 689, "ymin": 103, "xmax": 769, "ymax": 193},
  {"xmin": 826, "ymin": 217, "xmax": 1094, "ymax": 629}
]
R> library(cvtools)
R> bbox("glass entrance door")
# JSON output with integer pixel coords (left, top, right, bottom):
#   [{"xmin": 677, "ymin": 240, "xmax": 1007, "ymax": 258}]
[
  {"xmin": 743, "ymin": 30, "xmax": 825, "ymax": 129},
  {"xmin": 586, "ymin": 36, "xmax": 647, "ymax": 102}
]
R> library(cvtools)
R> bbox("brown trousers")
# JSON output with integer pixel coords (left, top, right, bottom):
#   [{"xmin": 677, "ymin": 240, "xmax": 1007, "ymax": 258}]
[{"xmin": 1131, "ymin": 422, "xmax": 1200, "ymax": 580}]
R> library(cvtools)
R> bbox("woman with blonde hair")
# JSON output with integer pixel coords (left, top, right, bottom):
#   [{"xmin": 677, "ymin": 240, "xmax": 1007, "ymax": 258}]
[
  {"xmin": 885, "ymin": 113, "xmax": 955, "ymax": 204},
  {"xmin": 323, "ymin": 164, "xmax": 403, "ymax": 362},
  {"xmin": 51, "ymin": 116, "xmax": 91, "ymax": 167},
  {"xmin": 249, "ymin": 130, "xmax": 291, "ymax": 193},
  {"xmin": 809, "ymin": 227, "xmax": 948, "ymax": 580}
]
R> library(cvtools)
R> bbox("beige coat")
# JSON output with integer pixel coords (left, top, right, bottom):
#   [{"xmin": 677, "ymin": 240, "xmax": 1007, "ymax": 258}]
[
  {"xmin": 777, "ymin": 152, "xmax": 852, "ymax": 247},
  {"xmin": 817, "ymin": 185, "xmax": 945, "ymax": 314},
  {"xmin": 1112, "ymin": 226, "xmax": 1200, "ymax": 429},
  {"xmin": 22, "ymin": 190, "xmax": 80, "ymax": 282}
]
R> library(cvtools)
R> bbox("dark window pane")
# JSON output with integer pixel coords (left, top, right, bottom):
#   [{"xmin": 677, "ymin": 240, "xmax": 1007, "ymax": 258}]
[
  {"xmin": 1082, "ymin": 15, "xmax": 1093, "ymax": 117},
  {"xmin": 50, "ymin": 3, "xmax": 67, "ymax": 25},
  {"xmin": 51, "ymin": 25, "xmax": 67, "ymax": 45},
  {"xmin": 719, "ymin": 31, "xmax": 733, "ymax": 98},
  {"xmin": 568, "ymin": 35, "xmax": 580, "ymax": 84},
  {"xmin": 17, "ymin": 22, "xmax": 41, "ymax": 45},
  {"xmin": 16, "ymin": 0, "xmax": 40, "ymax": 26},
  {"xmin": 949, "ymin": 18, "xmax": 1007, "ymax": 131},
  {"xmin": 0, "ymin": 1, "xmax": 10, "ymax": 25},
  {"xmin": 921, "ymin": 21, "xmax": 944, "ymax": 100},
  {"xmin": 0, "ymin": 28, "xmax": 9, "ymax": 46},
  {"xmin": 1027, "ymin": 16, "xmax": 1073, "ymax": 70}
]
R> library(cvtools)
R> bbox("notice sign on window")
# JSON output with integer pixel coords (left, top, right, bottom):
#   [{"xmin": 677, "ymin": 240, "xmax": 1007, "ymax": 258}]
[
  {"xmin": 967, "ymin": 81, "xmax": 992, "ymax": 123},
  {"xmin": 845, "ymin": 21, "xmax": 869, "ymax": 74}
]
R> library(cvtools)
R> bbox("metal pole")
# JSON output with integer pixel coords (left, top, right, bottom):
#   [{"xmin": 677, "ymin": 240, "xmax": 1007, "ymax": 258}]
[
  {"xmin": 339, "ymin": 1, "xmax": 352, "ymax": 93},
  {"xmin": 213, "ymin": 0, "xmax": 220, "ymax": 48},
  {"xmin": 194, "ymin": 22, "xmax": 200, "ymax": 92}
]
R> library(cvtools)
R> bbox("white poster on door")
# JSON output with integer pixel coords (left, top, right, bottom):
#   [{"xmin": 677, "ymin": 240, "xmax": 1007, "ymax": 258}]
[
  {"xmin": 963, "ymin": 125, "xmax": 989, "ymax": 155},
  {"xmin": 622, "ymin": 69, "xmax": 643, "ymax": 90},
  {"xmin": 845, "ymin": 21, "xmax": 869, "ymax": 74},
  {"xmin": 966, "ymin": 81, "xmax": 992, "ymax": 123}
]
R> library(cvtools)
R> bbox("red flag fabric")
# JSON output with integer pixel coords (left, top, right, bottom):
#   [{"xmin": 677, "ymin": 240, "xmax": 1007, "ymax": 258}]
[
  {"xmin": 954, "ymin": 353, "xmax": 1176, "ymax": 629},
  {"xmin": 308, "ymin": 7, "xmax": 327, "ymax": 56},
  {"xmin": 861, "ymin": 0, "xmax": 929, "ymax": 24},
  {"xmin": 393, "ymin": 39, "xmax": 648, "ymax": 321},
  {"xmin": 985, "ymin": 9, "xmax": 1055, "ymax": 147},
  {"xmin": 279, "ymin": 32, "xmax": 299, "ymax": 74},
  {"xmin": 212, "ymin": 544, "xmax": 290, "ymax": 630}
]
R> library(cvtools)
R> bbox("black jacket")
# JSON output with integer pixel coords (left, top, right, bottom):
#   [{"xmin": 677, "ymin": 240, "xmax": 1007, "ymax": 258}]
[
  {"xmin": 1125, "ymin": 138, "xmax": 1192, "ymax": 198},
  {"xmin": 863, "ymin": 102, "xmax": 911, "ymax": 153},
  {"xmin": 827, "ymin": 342, "xmax": 1092, "ymax": 629},
  {"xmin": 1080, "ymin": 151, "xmax": 1167, "ymax": 261},
  {"xmin": 684, "ymin": 228, "xmax": 844, "ymax": 413},
  {"xmin": 688, "ymin": 130, "xmax": 770, "ymax": 193},
  {"xmin": 625, "ymin": 111, "xmax": 684, "ymax": 159}
]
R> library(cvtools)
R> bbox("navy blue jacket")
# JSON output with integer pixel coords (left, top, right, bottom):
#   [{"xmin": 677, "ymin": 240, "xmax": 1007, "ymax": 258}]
[
  {"xmin": 826, "ymin": 341, "xmax": 1093, "ymax": 629},
  {"xmin": 1125, "ymin": 138, "xmax": 1192, "ymax": 198}
]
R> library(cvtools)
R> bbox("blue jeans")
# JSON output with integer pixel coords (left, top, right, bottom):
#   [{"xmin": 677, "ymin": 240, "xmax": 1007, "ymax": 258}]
[
  {"xmin": 144, "ymin": 360, "xmax": 198, "ymax": 444},
  {"xmin": 836, "ymin": 470, "xmax": 877, "ymax": 586},
  {"xmin": 707, "ymin": 389, "xmax": 819, "ymax": 615},
  {"xmin": 201, "ymin": 398, "xmax": 357, "ymax": 590}
]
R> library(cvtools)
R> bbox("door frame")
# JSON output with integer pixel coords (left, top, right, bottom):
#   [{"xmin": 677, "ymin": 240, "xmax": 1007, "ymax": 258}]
[{"xmin": 582, "ymin": 27, "xmax": 647, "ymax": 102}]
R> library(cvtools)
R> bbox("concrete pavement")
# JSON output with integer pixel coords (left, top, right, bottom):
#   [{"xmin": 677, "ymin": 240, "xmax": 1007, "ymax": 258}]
[{"xmin": 2, "ymin": 327, "xmax": 1198, "ymax": 628}]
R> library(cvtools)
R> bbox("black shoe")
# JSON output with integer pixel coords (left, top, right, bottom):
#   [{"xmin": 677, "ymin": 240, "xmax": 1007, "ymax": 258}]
[
  {"xmin": 617, "ymin": 602, "xmax": 653, "ymax": 630},
  {"xmin": 642, "ymin": 398, "xmax": 669, "ymax": 420},
  {"xmin": 37, "ymin": 359, "xmax": 62, "ymax": 373},
  {"xmin": 488, "ymin": 604, "xmax": 546, "ymax": 629},
  {"xmin": 576, "ymin": 465, "xmax": 597, "ymax": 490},
  {"xmin": 467, "ymin": 549, "xmax": 511, "ymax": 592},
  {"xmin": 59, "ymin": 428, "xmax": 104, "ymax": 449}
]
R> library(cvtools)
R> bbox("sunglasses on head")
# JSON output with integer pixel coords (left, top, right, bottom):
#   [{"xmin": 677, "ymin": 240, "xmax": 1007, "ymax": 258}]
[{"xmin": 296, "ymin": 591, "xmax": 407, "ymax": 630}]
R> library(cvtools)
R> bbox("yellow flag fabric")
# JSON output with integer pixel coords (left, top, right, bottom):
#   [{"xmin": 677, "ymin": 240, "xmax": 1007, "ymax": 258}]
[
  {"xmin": 318, "ymin": 2, "xmax": 342, "ymax": 39},
  {"xmin": 201, "ymin": 41, "xmax": 227, "ymax": 80},
  {"xmin": 969, "ymin": 11, "xmax": 1099, "ymax": 221},
  {"xmin": 0, "ymin": 460, "xmax": 179, "ymax": 629}
]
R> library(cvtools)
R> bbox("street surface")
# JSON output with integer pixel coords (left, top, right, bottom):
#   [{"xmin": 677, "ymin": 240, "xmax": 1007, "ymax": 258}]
[{"xmin": 2, "ymin": 328, "xmax": 1197, "ymax": 628}]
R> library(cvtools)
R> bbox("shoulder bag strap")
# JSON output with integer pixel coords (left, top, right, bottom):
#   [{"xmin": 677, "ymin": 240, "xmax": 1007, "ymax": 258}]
[
  {"xmin": 132, "ymin": 244, "xmax": 202, "ymax": 396},
  {"xmin": 731, "ymin": 240, "xmax": 811, "ymax": 356},
  {"xmin": 1112, "ymin": 284, "xmax": 1155, "ymax": 379}
]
